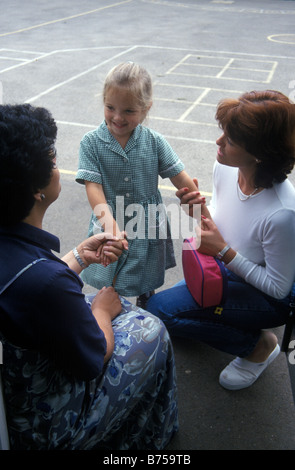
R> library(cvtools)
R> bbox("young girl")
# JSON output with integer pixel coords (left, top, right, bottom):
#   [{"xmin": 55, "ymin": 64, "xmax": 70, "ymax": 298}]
[{"xmin": 76, "ymin": 62, "xmax": 203, "ymax": 306}]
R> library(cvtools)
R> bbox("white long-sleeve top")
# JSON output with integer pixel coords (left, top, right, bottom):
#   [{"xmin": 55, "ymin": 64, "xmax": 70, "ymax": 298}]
[{"xmin": 209, "ymin": 161, "xmax": 295, "ymax": 299}]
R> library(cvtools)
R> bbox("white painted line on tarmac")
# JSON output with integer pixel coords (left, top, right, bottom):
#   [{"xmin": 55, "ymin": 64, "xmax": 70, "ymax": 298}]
[
  {"xmin": 0, "ymin": 0, "xmax": 133, "ymax": 37},
  {"xmin": 55, "ymin": 119, "xmax": 217, "ymax": 144},
  {"xmin": 178, "ymin": 88, "xmax": 211, "ymax": 122},
  {"xmin": 26, "ymin": 46, "xmax": 138, "ymax": 103}
]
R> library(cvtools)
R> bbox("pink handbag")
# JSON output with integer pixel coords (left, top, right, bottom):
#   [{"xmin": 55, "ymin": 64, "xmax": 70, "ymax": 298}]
[{"xmin": 182, "ymin": 237, "xmax": 228, "ymax": 307}]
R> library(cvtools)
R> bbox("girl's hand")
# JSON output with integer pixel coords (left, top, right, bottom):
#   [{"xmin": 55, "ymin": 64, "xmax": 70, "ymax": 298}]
[{"xmin": 99, "ymin": 231, "xmax": 128, "ymax": 267}]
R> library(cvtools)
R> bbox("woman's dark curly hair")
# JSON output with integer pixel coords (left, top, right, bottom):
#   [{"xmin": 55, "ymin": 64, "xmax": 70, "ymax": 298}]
[
  {"xmin": 215, "ymin": 90, "xmax": 295, "ymax": 188},
  {"xmin": 0, "ymin": 104, "xmax": 57, "ymax": 225}
]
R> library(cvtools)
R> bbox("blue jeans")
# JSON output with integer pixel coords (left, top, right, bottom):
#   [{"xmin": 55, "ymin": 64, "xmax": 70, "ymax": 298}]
[{"xmin": 147, "ymin": 270, "xmax": 292, "ymax": 358}]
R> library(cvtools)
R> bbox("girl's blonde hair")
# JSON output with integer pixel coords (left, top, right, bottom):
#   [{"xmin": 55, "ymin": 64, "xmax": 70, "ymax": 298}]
[{"xmin": 103, "ymin": 62, "xmax": 153, "ymax": 111}]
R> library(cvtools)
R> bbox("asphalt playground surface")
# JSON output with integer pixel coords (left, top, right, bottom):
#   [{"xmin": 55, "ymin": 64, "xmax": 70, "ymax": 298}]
[{"xmin": 1, "ymin": 0, "xmax": 295, "ymax": 452}]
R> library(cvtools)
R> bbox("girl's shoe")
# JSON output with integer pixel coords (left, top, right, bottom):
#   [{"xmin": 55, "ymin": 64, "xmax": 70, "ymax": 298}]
[
  {"xmin": 136, "ymin": 291, "xmax": 155, "ymax": 309},
  {"xmin": 219, "ymin": 343, "xmax": 280, "ymax": 390}
]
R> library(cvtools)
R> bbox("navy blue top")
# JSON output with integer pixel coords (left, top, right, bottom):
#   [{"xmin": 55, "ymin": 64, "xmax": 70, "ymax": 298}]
[{"xmin": 0, "ymin": 223, "xmax": 107, "ymax": 380}]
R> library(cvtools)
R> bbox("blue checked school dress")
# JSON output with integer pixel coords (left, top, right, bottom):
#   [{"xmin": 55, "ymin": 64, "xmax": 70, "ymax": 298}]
[{"xmin": 76, "ymin": 121, "xmax": 185, "ymax": 297}]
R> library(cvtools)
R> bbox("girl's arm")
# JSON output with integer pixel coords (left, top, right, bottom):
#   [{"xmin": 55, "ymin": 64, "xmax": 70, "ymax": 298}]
[
  {"xmin": 85, "ymin": 181, "xmax": 121, "ymax": 237},
  {"xmin": 170, "ymin": 170, "xmax": 199, "ymax": 192},
  {"xmin": 170, "ymin": 171, "xmax": 211, "ymax": 219}
]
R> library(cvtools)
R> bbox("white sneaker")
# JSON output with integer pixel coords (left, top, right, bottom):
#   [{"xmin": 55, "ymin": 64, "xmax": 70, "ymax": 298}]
[{"xmin": 219, "ymin": 344, "xmax": 280, "ymax": 390}]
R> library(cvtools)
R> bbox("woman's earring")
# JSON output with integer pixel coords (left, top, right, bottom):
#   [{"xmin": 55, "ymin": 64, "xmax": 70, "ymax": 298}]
[
  {"xmin": 40, "ymin": 194, "xmax": 46, "ymax": 200},
  {"xmin": 256, "ymin": 159, "xmax": 261, "ymax": 164}
]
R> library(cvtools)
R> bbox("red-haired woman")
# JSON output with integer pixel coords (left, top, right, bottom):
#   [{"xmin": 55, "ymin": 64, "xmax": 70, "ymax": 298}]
[{"xmin": 148, "ymin": 90, "xmax": 295, "ymax": 391}]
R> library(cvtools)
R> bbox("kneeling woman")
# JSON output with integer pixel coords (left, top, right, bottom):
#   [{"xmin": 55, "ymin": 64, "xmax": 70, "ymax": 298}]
[{"xmin": 148, "ymin": 90, "xmax": 295, "ymax": 391}]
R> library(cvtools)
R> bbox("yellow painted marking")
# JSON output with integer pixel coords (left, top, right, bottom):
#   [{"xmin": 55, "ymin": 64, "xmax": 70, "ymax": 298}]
[{"xmin": 59, "ymin": 169, "xmax": 212, "ymax": 196}]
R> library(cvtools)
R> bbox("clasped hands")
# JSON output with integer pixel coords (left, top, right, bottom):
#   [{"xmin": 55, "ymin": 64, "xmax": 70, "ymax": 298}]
[
  {"xmin": 176, "ymin": 178, "xmax": 226, "ymax": 257},
  {"xmin": 77, "ymin": 174, "xmax": 228, "ymax": 267},
  {"xmin": 76, "ymin": 231, "xmax": 128, "ymax": 269}
]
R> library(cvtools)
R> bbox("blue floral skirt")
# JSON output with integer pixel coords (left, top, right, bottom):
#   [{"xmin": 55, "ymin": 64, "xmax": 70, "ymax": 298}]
[{"xmin": 2, "ymin": 298, "xmax": 178, "ymax": 450}]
